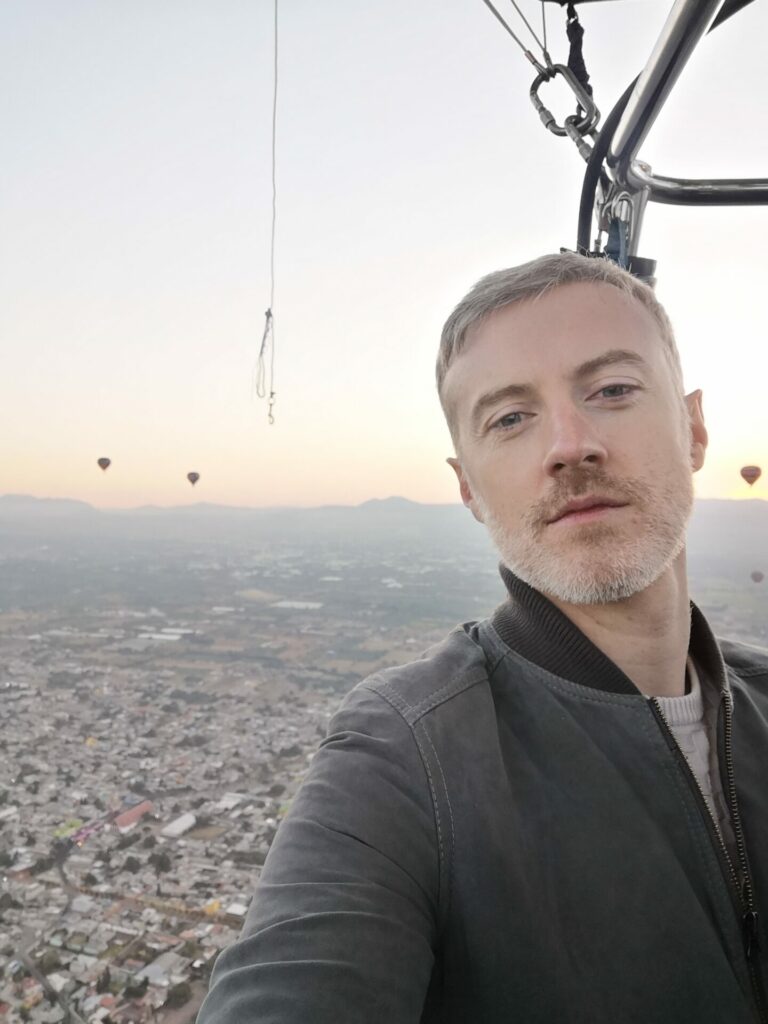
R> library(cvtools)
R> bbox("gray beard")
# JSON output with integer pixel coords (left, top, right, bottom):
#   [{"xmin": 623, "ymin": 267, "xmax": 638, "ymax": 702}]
[{"xmin": 477, "ymin": 470, "xmax": 694, "ymax": 607}]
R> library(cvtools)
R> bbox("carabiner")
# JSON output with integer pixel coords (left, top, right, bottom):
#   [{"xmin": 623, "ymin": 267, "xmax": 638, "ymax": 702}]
[{"xmin": 529, "ymin": 63, "xmax": 599, "ymax": 138}]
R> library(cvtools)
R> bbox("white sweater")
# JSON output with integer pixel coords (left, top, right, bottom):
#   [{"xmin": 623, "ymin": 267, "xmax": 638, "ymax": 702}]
[{"xmin": 653, "ymin": 655, "xmax": 736, "ymax": 859}]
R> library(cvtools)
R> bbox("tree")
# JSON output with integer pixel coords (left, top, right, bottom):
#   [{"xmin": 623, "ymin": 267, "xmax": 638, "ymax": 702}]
[
  {"xmin": 164, "ymin": 982, "xmax": 191, "ymax": 1009},
  {"xmin": 149, "ymin": 850, "xmax": 172, "ymax": 875},
  {"xmin": 123, "ymin": 855, "xmax": 141, "ymax": 874},
  {"xmin": 124, "ymin": 976, "xmax": 149, "ymax": 1000},
  {"xmin": 96, "ymin": 967, "xmax": 112, "ymax": 994},
  {"xmin": 30, "ymin": 855, "xmax": 54, "ymax": 876},
  {"xmin": 39, "ymin": 950, "xmax": 62, "ymax": 974},
  {"xmin": 148, "ymin": 849, "xmax": 172, "ymax": 896},
  {"xmin": 0, "ymin": 892, "xmax": 21, "ymax": 913}
]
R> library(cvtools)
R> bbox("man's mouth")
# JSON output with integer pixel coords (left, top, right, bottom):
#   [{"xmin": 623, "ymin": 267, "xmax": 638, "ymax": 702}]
[{"xmin": 550, "ymin": 502, "xmax": 628, "ymax": 525}]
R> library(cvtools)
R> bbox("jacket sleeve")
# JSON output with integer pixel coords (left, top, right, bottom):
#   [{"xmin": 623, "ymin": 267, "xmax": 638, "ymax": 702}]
[{"xmin": 197, "ymin": 682, "xmax": 440, "ymax": 1024}]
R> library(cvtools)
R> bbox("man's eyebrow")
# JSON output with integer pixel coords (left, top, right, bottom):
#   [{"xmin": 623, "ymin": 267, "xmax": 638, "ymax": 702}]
[{"xmin": 470, "ymin": 349, "xmax": 650, "ymax": 432}]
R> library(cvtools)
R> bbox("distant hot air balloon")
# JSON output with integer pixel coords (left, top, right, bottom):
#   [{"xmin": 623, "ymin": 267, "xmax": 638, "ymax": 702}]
[
  {"xmin": 97, "ymin": 458, "xmax": 111, "ymax": 472},
  {"xmin": 187, "ymin": 472, "xmax": 200, "ymax": 486},
  {"xmin": 741, "ymin": 465, "xmax": 762, "ymax": 486},
  {"xmin": 751, "ymin": 571, "xmax": 764, "ymax": 584}
]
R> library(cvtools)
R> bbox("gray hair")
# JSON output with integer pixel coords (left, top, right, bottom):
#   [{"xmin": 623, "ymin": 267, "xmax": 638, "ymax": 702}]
[{"xmin": 436, "ymin": 252, "xmax": 685, "ymax": 438}]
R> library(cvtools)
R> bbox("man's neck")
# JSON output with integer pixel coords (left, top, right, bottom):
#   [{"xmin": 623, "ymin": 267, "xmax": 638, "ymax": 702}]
[{"xmin": 545, "ymin": 557, "xmax": 691, "ymax": 699}]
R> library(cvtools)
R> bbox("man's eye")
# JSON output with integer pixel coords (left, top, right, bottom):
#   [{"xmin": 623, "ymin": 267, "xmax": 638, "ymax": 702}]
[
  {"xmin": 599, "ymin": 384, "xmax": 637, "ymax": 398},
  {"xmin": 490, "ymin": 386, "xmax": 637, "ymax": 433},
  {"xmin": 492, "ymin": 412, "xmax": 524, "ymax": 431}
]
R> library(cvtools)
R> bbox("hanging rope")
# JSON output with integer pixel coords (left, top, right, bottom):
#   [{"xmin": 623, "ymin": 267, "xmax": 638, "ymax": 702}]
[
  {"xmin": 255, "ymin": 0, "xmax": 278, "ymax": 425},
  {"xmin": 505, "ymin": 0, "xmax": 548, "ymax": 58},
  {"xmin": 541, "ymin": 1, "xmax": 548, "ymax": 56},
  {"xmin": 478, "ymin": 0, "xmax": 549, "ymax": 72}
]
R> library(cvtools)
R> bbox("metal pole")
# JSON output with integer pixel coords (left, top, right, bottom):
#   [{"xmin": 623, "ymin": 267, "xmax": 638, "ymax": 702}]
[
  {"xmin": 609, "ymin": 0, "xmax": 726, "ymax": 176},
  {"xmin": 626, "ymin": 163, "xmax": 768, "ymax": 205}
]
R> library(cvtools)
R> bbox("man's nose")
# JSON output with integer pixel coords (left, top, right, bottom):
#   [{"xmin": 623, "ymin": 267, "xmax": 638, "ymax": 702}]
[{"xmin": 542, "ymin": 406, "xmax": 608, "ymax": 474}]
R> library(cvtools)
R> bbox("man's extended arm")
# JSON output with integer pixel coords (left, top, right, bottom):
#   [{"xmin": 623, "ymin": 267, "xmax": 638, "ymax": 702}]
[{"xmin": 197, "ymin": 683, "xmax": 439, "ymax": 1024}]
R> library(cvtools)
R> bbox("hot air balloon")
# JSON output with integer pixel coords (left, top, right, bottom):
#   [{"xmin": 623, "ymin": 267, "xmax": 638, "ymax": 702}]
[
  {"xmin": 741, "ymin": 465, "xmax": 762, "ymax": 486},
  {"xmin": 187, "ymin": 472, "xmax": 200, "ymax": 486},
  {"xmin": 97, "ymin": 458, "xmax": 111, "ymax": 472},
  {"xmin": 751, "ymin": 571, "xmax": 764, "ymax": 584}
]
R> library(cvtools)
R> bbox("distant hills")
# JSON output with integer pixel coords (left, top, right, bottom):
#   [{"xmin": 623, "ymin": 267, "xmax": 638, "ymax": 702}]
[
  {"xmin": 0, "ymin": 494, "xmax": 425, "ymax": 517},
  {"xmin": 0, "ymin": 494, "xmax": 96, "ymax": 517},
  {"xmin": 1, "ymin": 494, "xmax": 767, "ymax": 578},
  {"xmin": 0, "ymin": 493, "xmax": 475, "ymax": 552}
]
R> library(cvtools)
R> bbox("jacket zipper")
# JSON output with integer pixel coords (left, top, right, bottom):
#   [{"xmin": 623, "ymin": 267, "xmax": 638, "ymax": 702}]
[
  {"xmin": 649, "ymin": 693, "xmax": 767, "ymax": 1023},
  {"xmin": 720, "ymin": 689, "xmax": 768, "ymax": 1016}
]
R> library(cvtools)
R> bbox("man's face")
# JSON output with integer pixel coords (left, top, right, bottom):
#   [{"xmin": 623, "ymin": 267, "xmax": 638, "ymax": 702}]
[{"xmin": 443, "ymin": 281, "xmax": 707, "ymax": 606}]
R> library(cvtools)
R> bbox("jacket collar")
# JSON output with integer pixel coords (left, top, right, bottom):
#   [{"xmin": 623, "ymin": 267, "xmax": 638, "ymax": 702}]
[{"xmin": 489, "ymin": 564, "xmax": 730, "ymax": 698}]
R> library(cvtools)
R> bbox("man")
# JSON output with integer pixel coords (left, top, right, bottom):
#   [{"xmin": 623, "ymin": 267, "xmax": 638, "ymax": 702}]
[{"xmin": 198, "ymin": 253, "xmax": 768, "ymax": 1023}]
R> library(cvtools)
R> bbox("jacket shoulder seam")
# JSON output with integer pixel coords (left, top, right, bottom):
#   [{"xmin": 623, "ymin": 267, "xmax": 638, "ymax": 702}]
[
  {"xmin": 359, "ymin": 682, "xmax": 450, "ymax": 921},
  {"xmin": 728, "ymin": 666, "xmax": 768, "ymax": 679},
  {"xmin": 373, "ymin": 670, "xmax": 491, "ymax": 724},
  {"xmin": 418, "ymin": 724, "xmax": 455, "ymax": 937}
]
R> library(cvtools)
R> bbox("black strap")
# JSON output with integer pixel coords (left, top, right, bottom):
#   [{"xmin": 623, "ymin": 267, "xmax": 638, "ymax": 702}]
[
  {"xmin": 605, "ymin": 217, "xmax": 628, "ymax": 269},
  {"xmin": 565, "ymin": 2, "xmax": 592, "ymax": 98}
]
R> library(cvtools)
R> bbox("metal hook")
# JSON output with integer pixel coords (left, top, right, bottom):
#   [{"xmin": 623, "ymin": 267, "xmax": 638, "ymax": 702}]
[{"xmin": 529, "ymin": 63, "xmax": 599, "ymax": 138}]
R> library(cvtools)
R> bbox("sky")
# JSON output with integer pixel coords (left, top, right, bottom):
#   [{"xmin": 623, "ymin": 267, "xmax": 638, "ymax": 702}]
[{"xmin": 2, "ymin": 0, "xmax": 767, "ymax": 508}]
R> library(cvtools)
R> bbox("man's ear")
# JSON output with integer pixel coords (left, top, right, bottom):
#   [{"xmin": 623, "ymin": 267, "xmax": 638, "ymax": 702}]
[
  {"xmin": 685, "ymin": 389, "xmax": 708, "ymax": 472},
  {"xmin": 447, "ymin": 457, "xmax": 485, "ymax": 524}
]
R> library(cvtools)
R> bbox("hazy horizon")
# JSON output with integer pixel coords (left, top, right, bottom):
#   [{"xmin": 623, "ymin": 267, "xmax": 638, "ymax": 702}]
[{"xmin": 3, "ymin": 491, "xmax": 768, "ymax": 514}]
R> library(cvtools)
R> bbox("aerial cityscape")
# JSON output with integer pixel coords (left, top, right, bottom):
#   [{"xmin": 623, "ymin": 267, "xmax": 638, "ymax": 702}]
[
  {"xmin": 2, "ymin": 494, "xmax": 767, "ymax": 1024},
  {"xmin": 4, "ymin": 0, "xmax": 768, "ymax": 1017}
]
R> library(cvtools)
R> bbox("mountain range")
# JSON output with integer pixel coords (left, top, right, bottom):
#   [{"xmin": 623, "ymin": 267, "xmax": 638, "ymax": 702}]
[{"xmin": 0, "ymin": 494, "xmax": 766, "ymax": 579}]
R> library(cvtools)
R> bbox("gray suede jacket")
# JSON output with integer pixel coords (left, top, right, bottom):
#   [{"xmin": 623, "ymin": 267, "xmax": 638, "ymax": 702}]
[{"xmin": 198, "ymin": 567, "xmax": 768, "ymax": 1023}]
